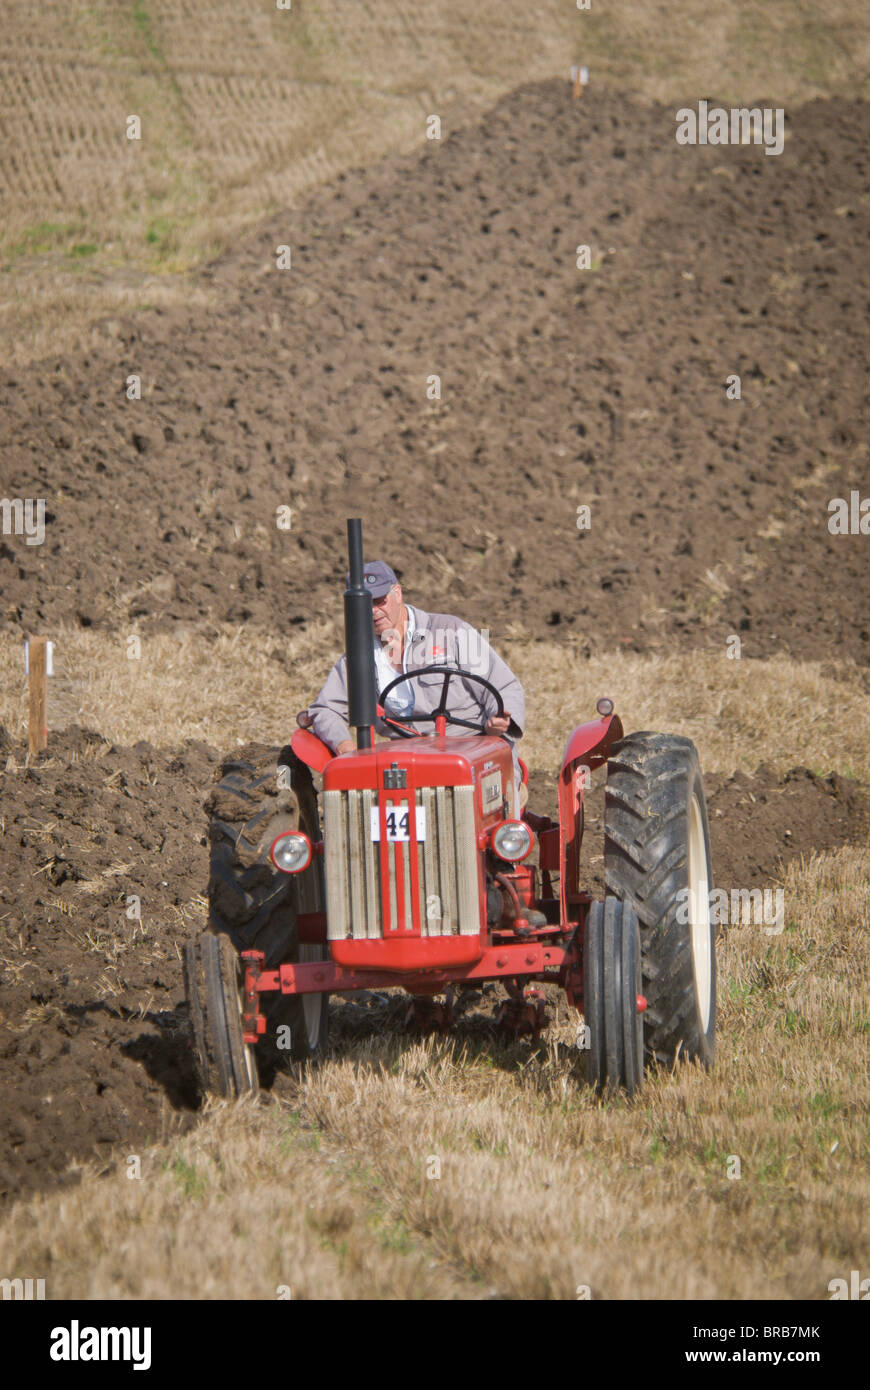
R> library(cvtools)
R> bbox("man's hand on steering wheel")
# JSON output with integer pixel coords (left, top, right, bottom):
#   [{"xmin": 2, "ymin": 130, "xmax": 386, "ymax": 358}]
[{"xmin": 485, "ymin": 714, "xmax": 510, "ymax": 736}]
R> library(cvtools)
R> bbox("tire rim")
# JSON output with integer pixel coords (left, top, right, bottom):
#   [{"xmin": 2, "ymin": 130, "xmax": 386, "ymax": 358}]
[
  {"xmin": 298, "ymin": 943, "xmax": 323, "ymax": 1048},
  {"xmin": 231, "ymin": 954, "xmax": 259, "ymax": 1091},
  {"xmin": 687, "ymin": 792, "xmax": 712, "ymax": 1033}
]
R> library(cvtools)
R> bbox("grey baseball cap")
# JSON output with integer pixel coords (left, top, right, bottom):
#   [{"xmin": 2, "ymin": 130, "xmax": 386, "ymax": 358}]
[{"xmin": 346, "ymin": 560, "xmax": 398, "ymax": 598}]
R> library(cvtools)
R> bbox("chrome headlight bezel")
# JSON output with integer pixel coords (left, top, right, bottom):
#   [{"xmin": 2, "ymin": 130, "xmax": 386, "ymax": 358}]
[
  {"xmin": 269, "ymin": 830, "xmax": 313, "ymax": 874},
  {"xmin": 491, "ymin": 819, "xmax": 535, "ymax": 863}
]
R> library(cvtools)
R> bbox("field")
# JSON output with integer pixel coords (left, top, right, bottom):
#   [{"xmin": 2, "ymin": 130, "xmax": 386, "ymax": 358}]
[
  {"xmin": 2, "ymin": 1, "xmax": 868, "ymax": 366},
  {"xmin": 0, "ymin": 1, "xmax": 868, "ymax": 1301}
]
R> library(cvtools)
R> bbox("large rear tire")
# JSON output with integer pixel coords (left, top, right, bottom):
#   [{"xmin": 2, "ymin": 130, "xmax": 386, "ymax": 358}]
[
  {"xmin": 604, "ymin": 732, "xmax": 715, "ymax": 1068},
  {"xmin": 205, "ymin": 743, "xmax": 329, "ymax": 1063}
]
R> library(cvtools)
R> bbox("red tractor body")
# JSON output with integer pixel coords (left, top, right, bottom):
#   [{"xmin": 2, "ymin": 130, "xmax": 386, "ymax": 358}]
[{"xmin": 240, "ymin": 711, "xmax": 624, "ymax": 1038}]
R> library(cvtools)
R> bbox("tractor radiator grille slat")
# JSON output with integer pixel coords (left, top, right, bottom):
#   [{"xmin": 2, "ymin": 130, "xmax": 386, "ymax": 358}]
[
  {"xmin": 323, "ymin": 787, "xmax": 382, "ymax": 941},
  {"xmin": 324, "ymin": 785, "xmax": 478, "ymax": 940}
]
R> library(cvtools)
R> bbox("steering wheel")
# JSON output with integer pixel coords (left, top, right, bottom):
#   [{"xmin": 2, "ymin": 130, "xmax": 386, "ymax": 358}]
[{"xmin": 378, "ymin": 664, "xmax": 505, "ymax": 738}]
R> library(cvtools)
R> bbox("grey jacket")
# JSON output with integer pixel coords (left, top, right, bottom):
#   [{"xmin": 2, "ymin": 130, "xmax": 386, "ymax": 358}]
[{"xmin": 307, "ymin": 607, "xmax": 525, "ymax": 754}]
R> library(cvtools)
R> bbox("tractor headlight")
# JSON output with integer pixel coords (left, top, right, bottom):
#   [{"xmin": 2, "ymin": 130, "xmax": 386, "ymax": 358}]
[
  {"xmin": 269, "ymin": 830, "xmax": 313, "ymax": 874},
  {"xmin": 492, "ymin": 819, "xmax": 534, "ymax": 863}
]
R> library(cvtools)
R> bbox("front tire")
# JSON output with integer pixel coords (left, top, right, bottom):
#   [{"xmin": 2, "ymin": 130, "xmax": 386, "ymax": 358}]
[
  {"xmin": 584, "ymin": 898, "xmax": 644, "ymax": 1095},
  {"xmin": 604, "ymin": 732, "xmax": 716, "ymax": 1068},
  {"xmin": 184, "ymin": 931, "xmax": 259, "ymax": 1099}
]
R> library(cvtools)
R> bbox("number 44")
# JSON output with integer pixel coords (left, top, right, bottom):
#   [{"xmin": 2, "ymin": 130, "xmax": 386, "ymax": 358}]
[{"xmin": 385, "ymin": 809, "xmax": 410, "ymax": 838}]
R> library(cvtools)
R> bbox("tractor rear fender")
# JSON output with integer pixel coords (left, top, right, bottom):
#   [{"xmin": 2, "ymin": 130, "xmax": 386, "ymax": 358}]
[
  {"xmin": 561, "ymin": 713, "xmax": 624, "ymax": 775},
  {"xmin": 290, "ymin": 700, "xmax": 407, "ymax": 772},
  {"xmin": 557, "ymin": 714, "xmax": 624, "ymax": 921},
  {"xmin": 290, "ymin": 727, "xmax": 333, "ymax": 773}
]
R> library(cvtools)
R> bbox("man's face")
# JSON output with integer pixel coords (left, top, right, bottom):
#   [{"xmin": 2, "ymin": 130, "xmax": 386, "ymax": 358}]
[{"xmin": 372, "ymin": 583, "xmax": 403, "ymax": 640}]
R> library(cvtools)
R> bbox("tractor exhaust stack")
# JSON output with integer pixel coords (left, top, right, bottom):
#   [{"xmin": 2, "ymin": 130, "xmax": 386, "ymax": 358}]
[{"xmin": 344, "ymin": 518, "xmax": 377, "ymax": 750}]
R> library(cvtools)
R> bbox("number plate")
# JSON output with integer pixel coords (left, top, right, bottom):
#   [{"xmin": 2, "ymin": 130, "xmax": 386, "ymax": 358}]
[
  {"xmin": 371, "ymin": 803, "xmax": 426, "ymax": 842},
  {"xmin": 480, "ymin": 769, "xmax": 502, "ymax": 812}
]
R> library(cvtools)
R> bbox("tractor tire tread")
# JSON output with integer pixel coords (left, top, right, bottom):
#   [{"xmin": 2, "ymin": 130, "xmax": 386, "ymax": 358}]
[{"xmin": 604, "ymin": 731, "xmax": 715, "ymax": 1066}]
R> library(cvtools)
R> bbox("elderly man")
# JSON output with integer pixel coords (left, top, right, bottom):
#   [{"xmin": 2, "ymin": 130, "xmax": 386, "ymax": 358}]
[{"xmin": 306, "ymin": 561, "xmax": 526, "ymax": 811}]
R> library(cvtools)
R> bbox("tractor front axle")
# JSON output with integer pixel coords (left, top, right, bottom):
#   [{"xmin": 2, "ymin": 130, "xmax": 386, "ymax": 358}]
[{"xmin": 239, "ymin": 940, "xmax": 575, "ymax": 1046}]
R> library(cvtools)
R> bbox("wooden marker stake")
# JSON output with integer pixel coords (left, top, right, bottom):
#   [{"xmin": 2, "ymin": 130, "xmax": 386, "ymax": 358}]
[
  {"xmin": 28, "ymin": 635, "xmax": 48, "ymax": 753},
  {"xmin": 571, "ymin": 65, "xmax": 589, "ymax": 100}
]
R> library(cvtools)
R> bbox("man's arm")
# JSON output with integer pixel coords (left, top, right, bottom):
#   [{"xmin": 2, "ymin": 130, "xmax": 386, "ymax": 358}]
[
  {"xmin": 456, "ymin": 623, "xmax": 525, "ymax": 738},
  {"xmin": 485, "ymin": 644, "xmax": 525, "ymax": 738},
  {"xmin": 307, "ymin": 656, "xmax": 355, "ymax": 753}
]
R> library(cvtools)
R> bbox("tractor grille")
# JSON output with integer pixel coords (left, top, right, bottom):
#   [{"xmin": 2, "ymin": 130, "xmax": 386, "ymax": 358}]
[{"xmin": 323, "ymin": 785, "xmax": 478, "ymax": 940}]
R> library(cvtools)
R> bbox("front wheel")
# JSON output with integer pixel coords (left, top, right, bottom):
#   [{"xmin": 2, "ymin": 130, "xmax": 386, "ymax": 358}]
[
  {"xmin": 583, "ymin": 897, "xmax": 645, "ymax": 1096},
  {"xmin": 184, "ymin": 931, "xmax": 259, "ymax": 1099},
  {"xmin": 604, "ymin": 732, "xmax": 716, "ymax": 1068},
  {"xmin": 284, "ymin": 943, "xmax": 329, "ymax": 1060}
]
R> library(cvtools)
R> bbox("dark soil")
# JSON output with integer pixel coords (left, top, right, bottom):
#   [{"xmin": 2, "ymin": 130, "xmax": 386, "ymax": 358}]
[
  {"xmin": 0, "ymin": 728, "xmax": 216, "ymax": 1205},
  {"xmin": 0, "ymin": 82, "xmax": 868, "ymax": 660}
]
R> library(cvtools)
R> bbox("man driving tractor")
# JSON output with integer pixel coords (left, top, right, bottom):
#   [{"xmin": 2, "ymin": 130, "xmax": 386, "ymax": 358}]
[
  {"xmin": 306, "ymin": 561, "xmax": 527, "ymax": 812},
  {"xmin": 186, "ymin": 521, "xmax": 716, "ymax": 1097}
]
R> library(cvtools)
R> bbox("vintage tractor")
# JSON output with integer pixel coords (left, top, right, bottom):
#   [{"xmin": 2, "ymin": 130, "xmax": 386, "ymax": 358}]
[{"xmin": 184, "ymin": 520, "xmax": 715, "ymax": 1099}]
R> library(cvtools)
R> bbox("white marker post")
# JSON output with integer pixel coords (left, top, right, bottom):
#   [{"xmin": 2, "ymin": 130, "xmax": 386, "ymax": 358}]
[{"xmin": 570, "ymin": 66, "xmax": 590, "ymax": 100}]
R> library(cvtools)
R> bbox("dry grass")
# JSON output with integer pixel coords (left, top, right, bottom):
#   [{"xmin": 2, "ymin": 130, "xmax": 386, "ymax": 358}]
[
  {"xmin": 0, "ymin": 845, "xmax": 865, "ymax": 1299},
  {"xmin": 0, "ymin": 625, "xmax": 867, "ymax": 781},
  {"xmin": 575, "ymin": 0, "xmax": 870, "ymax": 106},
  {"xmin": 2, "ymin": 0, "xmax": 868, "ymax": 364}
]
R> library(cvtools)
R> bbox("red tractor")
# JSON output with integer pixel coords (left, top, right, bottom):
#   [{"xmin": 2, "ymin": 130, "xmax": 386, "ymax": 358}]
[{"xmin": 185, "ymin": 520, "xmax": 715, "ymax": 1098}]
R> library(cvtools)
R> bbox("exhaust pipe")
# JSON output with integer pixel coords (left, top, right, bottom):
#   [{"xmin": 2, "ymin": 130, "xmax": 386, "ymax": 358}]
[{"xmin": 344, "ymin": 518, "xmax": 377, "ymax": 750}]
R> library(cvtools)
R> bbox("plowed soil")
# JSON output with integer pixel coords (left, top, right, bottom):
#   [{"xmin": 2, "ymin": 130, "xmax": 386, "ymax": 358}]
[
  {"xmin": 1, "ymin": 83, "xmax": 868, "ymax": 659},
  {"xmin": 0, "ymin": 80, "xmax": 868, "ymax": 1206}
]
